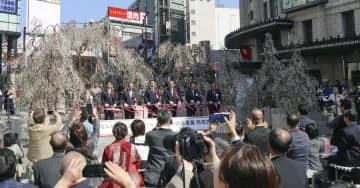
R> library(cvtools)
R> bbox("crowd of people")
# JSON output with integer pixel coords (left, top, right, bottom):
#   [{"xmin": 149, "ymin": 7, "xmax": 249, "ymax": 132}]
[{"xmin": 1, "ymin": 80, "xmax": 360, "ymax": 187}]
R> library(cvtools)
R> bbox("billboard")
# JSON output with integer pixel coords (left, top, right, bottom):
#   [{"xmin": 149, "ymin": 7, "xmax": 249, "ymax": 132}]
[
  {"xmin": 108, "ymin": 7, "xmax": 146, "ymax": 25},
  {"xmin": 0, "ymin": 0, "xmax": 18, "ymax": 15},
  {"xmin": 27, "ymin": 0, "xmax": 61, "ymax": 33},
  {"xmin": 282, "ymin": 0, "xmax": 326, "ymax": 12}
]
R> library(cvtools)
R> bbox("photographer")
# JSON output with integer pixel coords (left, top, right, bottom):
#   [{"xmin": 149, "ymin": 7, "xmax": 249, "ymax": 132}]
[
  {"xmin": 165, "ymin": 132, "xmax": 219, "ymax": 188},
  {"xmin": 28, "ymin": 109, "xmax": 63, "ymax": 163}
]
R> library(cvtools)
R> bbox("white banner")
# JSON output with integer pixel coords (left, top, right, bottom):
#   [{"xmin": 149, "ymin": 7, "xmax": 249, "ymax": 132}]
[{"xmin": 100, "ymin": 117, "xmax": 210, "ymax": 137}]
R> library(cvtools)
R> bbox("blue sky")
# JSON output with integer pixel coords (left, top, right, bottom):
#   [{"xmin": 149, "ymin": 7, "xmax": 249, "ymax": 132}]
[{"xmin": 20, "ymin": 0, "xmax": 239, "ymax": 28}]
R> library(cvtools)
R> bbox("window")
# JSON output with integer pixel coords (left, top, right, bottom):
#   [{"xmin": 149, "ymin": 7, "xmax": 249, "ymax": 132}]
[
  {"xmin": 191, "ymin": 10, "xmax": 196, "ymax": 14},
  {"xmin": 263, "ymin": 2, "xmax": 268, "ymax": 20},
  {"xmin": 303, "ymin": 20, "xmax": 313, "ymax": 44},
  {"xmin": 342, "ymin": 10, "xmax": 355, "ymax": 37},
  {"xmin": 250, "ymin": 10, "xmax": 254, "ymax": 20},
  {"xmin": 192, "ymin": 32, "xmax": 196, "ymax": 36},
  {"xmin": 191, "ymin": 20, "xmax": 196, "ymax": 25},
  {"xmin": 270, "ymin": 0, "xmax": 278, "ymax": 18}
]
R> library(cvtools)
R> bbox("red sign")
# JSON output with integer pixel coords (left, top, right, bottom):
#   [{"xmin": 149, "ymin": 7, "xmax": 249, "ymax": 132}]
[
  {"xmin": 108, "ymin": 7, "xmax": 145, "ymax": 24},
  {"xmin": 240, "ymin": 46, "xmax": 251, "ymax": 60}
]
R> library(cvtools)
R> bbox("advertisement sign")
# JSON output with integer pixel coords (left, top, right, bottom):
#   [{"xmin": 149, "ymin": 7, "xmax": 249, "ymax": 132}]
[
  {"xmin": 0, "ymin": 0, "xmax": 18, "ymax": 15},
  {"xmin": 108, "ymin": 7, "xmax": 146, "ymax": 25},
  {"xmin": 100, "ymin": 117, "xmax": 210, "ymax": 137},
  {"xmin": 282, "ymin": 0, "xmax": 325, "ymax": 12}
]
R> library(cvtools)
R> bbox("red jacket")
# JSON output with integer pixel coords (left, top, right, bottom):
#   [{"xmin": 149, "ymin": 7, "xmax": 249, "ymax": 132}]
[{"xmin": 100, "ymin": 139, "xmax": 144, "ymax": 188}]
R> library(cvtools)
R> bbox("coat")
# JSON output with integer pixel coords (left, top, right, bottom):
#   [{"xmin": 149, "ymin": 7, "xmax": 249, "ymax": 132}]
[{"xmin": 27, "ymin": 116, "xmax": 63, "ymax": 163}]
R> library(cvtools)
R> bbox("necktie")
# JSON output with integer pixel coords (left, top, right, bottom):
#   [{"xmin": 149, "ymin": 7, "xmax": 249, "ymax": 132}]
[
  {"xmin": 129, "ymin": 91, "xmax": 132, "ymax": 98},
  {"xmin": 193, "ymin": 90, "xmax": 195, "ymax": 96},
  {"xmin": 171, "ymin": 89, "xmax": 173, "ymax": 96}
]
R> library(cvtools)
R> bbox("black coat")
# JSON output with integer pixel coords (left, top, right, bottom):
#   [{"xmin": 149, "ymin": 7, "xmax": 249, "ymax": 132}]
[
  {"xmin": 33, "ymin": 153, "xmax": 65, "ymax": 188},
  {"xmin": 206, "ymin": 89, "xmax": 221, "ymax": 103},
  {"xmin": 144, "ymin": 88, "xmax": 160, "ymax": 104},
  {"xmin": 101, "ymin": 90, "xmax": 116, "ymax": 105},
  {"xmin": 271, "ymin": 155, "xmax": 306, "ymax": 188},
  {"xmin": 245, "ymin": 126, "xmax": 271, "ymax": 154},
  {"xmin": 327, "ymin": 115, "xmax": 347, "ymax": 147},
  {"xmin": 163, "ymin": 88, "xmax": 180, "ymax": 104},
  {"xmin": 144, "ymin": 128, "xmax": 178, "ymax": 187},
  {"xmin": 185, "ymin": 88, "xmax": 201, "ymax": 103},
  {"xmin": 335, "ymin": 122, "xmax": 360, "ymax": 166},
  {"xmin": 122, "ymin": 90, "xmax": 138, "ymax": 105}
]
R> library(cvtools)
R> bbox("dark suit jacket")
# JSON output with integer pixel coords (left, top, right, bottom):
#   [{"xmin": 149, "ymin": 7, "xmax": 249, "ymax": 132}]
[
  {"xmin": 33, "ymin": 153, "xmax": 65, "ymax": 188},
  {"xmin": 327, "ymin": 115, "xmax": 347, "ymax": 146},
  {"xmin": 271, "ymin": 155, "xmax": 306, "ymax": 188},
  {"xmin": 122, "ymin": 90, "xmax": 137, "ymax": 105},
  {"xmin": 185, "ymin": 88, "xmax": 201, "ymax": 103},
  {"xmin": 245, "ymin": 126, "xmax": 271, "ymax": 154},
  {"xmin": 101, "ymin": 90, "xmax": 115, "ymax": 105},
  {"xmin": 144, "ymin": 128, "xmax": 178, "ymax": 187},
  {"xmin": 0, "ymin": 179, "xmax": 37, "ymax": 188},
  {"xmin": 163, "ymin": 88, "xmax": 180, "ymax": 104},
  {"xmin": 144, "ymin": 88, "xmax": 160, "ymax": 104},
  {"xmin": 335, "ymin": 122, "xmax": 360, "ymax": 166},
  {"xmin": 206, "ymin": 89, "xmax": 221, "ymax": 103}
]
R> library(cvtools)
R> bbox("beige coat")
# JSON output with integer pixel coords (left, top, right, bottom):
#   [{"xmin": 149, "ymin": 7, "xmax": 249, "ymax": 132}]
[{"xmin": 27, "ymin": 116, "xmax": 63, "ymax": 162}]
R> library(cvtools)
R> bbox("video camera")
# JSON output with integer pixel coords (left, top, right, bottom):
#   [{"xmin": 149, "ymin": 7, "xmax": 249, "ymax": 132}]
[{"xmin": 164, "ymin": 127, "xmax": 209, "ymax": 161}]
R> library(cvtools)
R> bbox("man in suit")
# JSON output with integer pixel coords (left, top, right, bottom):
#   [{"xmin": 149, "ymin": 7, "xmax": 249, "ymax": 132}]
[
  {"xmin": 122, "ymin": 83, "xmax": 137, "ymax": 119},
  {"xmin": 206, "ymin": 83, "xmax": 221, "ymax": 114},
  {"xmin": 286, "ymin": 114, "xmax": 310, "ymax": 168},
  {"xmin": 144, "ymin": 80, "xmax": 161, "ymax": 118},
  {"xmin": 33, "ymin": 131, "xmax": 68, "ymax": 188},
  {"xmin": 244, "ymin": 109, "xmax": 271, "ymax": 154},
  {"xmin": 144, "ymin": 109, "xmax": 178, "ymax": 187},
  {"xmin": 269, "ymin": 128, "xmax": 306, "ymax": 188},
  {"xmin": 185, "ymin": 82, "xmax": 201, "ymax": 117},
  {"xmin": 326, "ymin": 98, "xmax": 351, "ymax": 147},
  {"xmin": 163, "ymin": 81, "xmax": 181, "ymax": 117},
  {"xmin": 334, "ymin": 110, "xmax": 360, "ymax": 166},
  {"xmin": 101, "ymin": 82, "xmax": 116, "ymax": 120},
  {"xmin": 0, "ymin": 148, "xmax": 37, "ymax": 188}
]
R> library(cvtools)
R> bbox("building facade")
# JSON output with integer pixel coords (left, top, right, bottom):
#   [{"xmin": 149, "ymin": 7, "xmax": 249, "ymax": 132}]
[
  {"xmin": 214, "ymin": 6, "xmax": 240, "ymax": 50},
  {"xmin": 129, "ymin": 0, "xmax": 186, "ymax": 46},
  {"xmin": 186, "ymin": 1, "xmax": 239, "ymax": 50},
  {"xmin": 186, "ymin": 0, "xmax": 215, "ymax": 47},
  {"xmin": 0, "ymin": 0, "xmax": 21, "ymax": 62},
  {"xmin": 226, "ymin": 0, "xmax": 360, "ymax": 86}
]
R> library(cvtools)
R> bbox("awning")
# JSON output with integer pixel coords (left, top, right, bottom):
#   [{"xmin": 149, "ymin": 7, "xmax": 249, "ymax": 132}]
[{"xmin": 225, "ymin": 17, "xmax": 293, "ymax": 49}]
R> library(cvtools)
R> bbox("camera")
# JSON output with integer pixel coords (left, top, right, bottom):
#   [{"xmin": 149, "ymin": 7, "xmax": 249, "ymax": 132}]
[
  {"xmin": 83, "ymin": 164, "xmax": 107, "ymax": 177},
  {"xmin": 164, "ymin": 127, "xmax": 209, "ymax": 161}
]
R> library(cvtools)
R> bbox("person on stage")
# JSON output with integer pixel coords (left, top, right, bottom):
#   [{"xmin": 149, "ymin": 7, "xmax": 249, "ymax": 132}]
[
  {"xmin": 144, "ymin": 80, "xmax": 161, "ymax": 118},
  {"xmin": 122, "ymin": 83, "xmax": 138, "ymax": 119},
  {"xmin": 101, "ymin": 82, "xmax": 116, "ymax": 120},
  {"xmin": 185, "ymin": 82, "xmax": 201, "ymax": 117},
  {"xmin": 163, "ymin": 81, "xmax": 181, "ymax": 117},
  {"xmin": 207, "ymin": 83, "xmax": 221, "ymax": 114}
]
